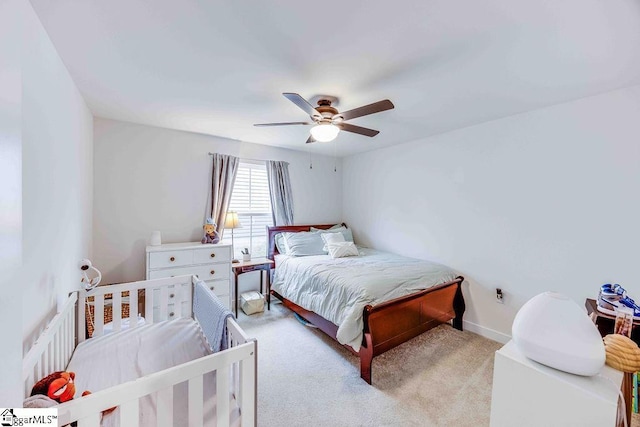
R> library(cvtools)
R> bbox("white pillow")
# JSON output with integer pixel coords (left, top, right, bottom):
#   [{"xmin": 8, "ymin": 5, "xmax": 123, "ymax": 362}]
[
  {"xmin": 321, "ymin": 232, "xmax": 345, "ymax": 251},
  {"xmin": 327, "ymin": 242, "xmax": 359, "ymax": 259}
]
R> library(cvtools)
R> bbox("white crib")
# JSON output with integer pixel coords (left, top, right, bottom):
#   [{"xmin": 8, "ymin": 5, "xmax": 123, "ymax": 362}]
[{"xmin": 22, "ymin": 275, "xmax": 257, "ymax": 427}]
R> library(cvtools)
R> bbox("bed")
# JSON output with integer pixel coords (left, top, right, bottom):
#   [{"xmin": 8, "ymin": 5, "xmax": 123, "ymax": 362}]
[
  {"xmin": 22, "ymin": 275, "xmax": 257, "ymax": 427},
  {"xmin": 267, "ymin": 224, "xmax": 465, "ymax": 384}
]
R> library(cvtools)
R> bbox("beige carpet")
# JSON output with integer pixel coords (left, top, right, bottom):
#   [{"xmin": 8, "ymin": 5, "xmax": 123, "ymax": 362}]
[{"xmin": 237, "ymin": 301, "xmax": 502, "ymax": 427}]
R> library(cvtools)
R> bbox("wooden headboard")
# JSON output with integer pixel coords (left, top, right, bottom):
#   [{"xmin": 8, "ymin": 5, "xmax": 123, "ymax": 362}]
[{"xmin": 267, "ymin": 223, "xmax": 347, "ymax": 261}]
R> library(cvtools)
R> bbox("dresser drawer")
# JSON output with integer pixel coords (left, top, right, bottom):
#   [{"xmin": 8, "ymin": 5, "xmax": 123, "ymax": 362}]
[
  {"xmin": 192, "ymin": 246, "xmax": 231, "ymax": 264},
  {"xmin": 149, "ymin": 251, "xmax": 193, "ymax": 269},
  {"xmin": 148, "ymin": 264, "xmax": 230, "ymax": 281},
  {"xmin": 203, "ymin": 279, "xmax": 230, "ymax": 298}
]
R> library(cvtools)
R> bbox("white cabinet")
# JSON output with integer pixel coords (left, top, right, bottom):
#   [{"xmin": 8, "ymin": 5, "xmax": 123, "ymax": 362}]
[
  {"xmin": 146, "ymin": 242, "xmax": 232, "ymax": 309},
  {"xmin": 490, "ymin": 340, "xmax": 623, "ymax": 427}
]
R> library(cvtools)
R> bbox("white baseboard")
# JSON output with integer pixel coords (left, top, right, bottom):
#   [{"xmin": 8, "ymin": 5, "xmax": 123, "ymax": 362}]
[{"xmin": 462, "ymin": 319, "xmax": 511, "ymax": 344}]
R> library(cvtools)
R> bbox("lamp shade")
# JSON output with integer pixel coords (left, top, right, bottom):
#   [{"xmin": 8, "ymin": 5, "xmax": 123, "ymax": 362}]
[
  {"xmin": 511, "ymin": 292, "xmax": 605, "ymax": 376},
  {"xmin": 310, "ymin": 124, "xmax": 340, "ymax": 142},
  {"xmin": 224, "ymin": 211, "xmax": 241, "ymax": 229}
]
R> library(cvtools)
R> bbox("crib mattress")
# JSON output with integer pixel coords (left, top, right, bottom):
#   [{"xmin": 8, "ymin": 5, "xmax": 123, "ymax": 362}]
[{"xmin": 67, "ymin": 318, "xmax": 240, "ymax": 426}]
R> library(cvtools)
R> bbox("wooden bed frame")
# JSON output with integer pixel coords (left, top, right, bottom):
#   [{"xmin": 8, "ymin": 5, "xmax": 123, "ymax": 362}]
[{"xmin": 267, "ymin": 224, "xmax": 465, "ymax": 384}]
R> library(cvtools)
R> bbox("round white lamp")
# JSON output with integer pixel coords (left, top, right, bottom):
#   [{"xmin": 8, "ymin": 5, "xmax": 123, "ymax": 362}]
[
  {"xmin": 310, "ymin": 123, "xmax": 340, "ymax": 142},
  {"xmin": 512, "ymin": 292, "xmax": 605, "ymax": 376}
]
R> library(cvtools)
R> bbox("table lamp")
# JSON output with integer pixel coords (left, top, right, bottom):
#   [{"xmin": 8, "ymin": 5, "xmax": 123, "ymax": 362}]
[{"xmin": 224, "ymin": 211, "xmax": 241, "ymax": 263}]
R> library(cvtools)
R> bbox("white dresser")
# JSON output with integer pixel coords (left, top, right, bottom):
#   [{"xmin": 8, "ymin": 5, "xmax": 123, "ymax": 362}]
[
  {"xmin": 146, "ymin": 242, "xmax": 232, "ymax": 309},
  {"xmin": 490, "ymin": 340, "xmax": 623, "ymax": 427}
]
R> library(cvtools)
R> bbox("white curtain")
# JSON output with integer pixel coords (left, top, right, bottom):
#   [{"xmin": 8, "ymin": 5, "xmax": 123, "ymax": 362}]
[
  {"xmin": 204, "ymin": 153, "xmax": 239, "ymax": 235},
  {"xmin": 266, "ymin": 160, "xmax": 294, "ymax": 226}
]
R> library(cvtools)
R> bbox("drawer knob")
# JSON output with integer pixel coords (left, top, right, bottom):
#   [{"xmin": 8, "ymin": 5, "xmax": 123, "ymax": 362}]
[
  {"xmin": 210, "ymin": 270, "xmax": 215, "ymax": 275},
  {"xmin": 169, "ymin": 312, "xmax": 174, "ymax": 317},
  {"xmin": 169, "ymin": 293, "xmax": 175, "ymax": 298},
  {"xmin": 170, "ymin": 256, "xmax": 175, "ymax": 262},
  {"xmin": 210, "ymin": 253, "xmax": 216, "ymax": 258},
  {"xmin": 210, "ymin": 286, "xmax": 215, "ymax": 291}
]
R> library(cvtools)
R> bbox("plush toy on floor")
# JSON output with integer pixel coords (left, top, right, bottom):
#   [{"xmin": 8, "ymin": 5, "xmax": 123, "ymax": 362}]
[{"xmin": 201, "ymin": 217, "xmax": 220, "ymax": 244}]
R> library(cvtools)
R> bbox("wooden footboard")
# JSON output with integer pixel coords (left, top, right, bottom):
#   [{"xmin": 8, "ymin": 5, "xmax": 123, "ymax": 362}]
[
  {"xmin": 359, "ymin": 276, "xmax": 464, "ymax": 384},
  {"xmin": 273, "ymin": 277, "xmax": 464, "ymax": 384}
]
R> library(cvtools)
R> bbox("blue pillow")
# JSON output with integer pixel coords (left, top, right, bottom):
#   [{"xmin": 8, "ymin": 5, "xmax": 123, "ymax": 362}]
[
  {"xmin": 310, "ymin": 224, "xmax": 344, "ymax": 232},
  {"xmin": 275, "ymin": 233, "xmax": 288, "ymax": 255},
  {"xmin": 282, "ymin": 231, "xmax": 326, "ymax": 256},
  {"xmin": 312, "ymin": 226, "xmax": 354, "ymax": 243}
]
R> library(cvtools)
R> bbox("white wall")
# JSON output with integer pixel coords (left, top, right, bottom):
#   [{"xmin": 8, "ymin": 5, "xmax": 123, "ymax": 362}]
[
  {"xmin": 93, "ymin": 118, "xmax": 343, "ymax": 286},
  {"xmin": 21, "ymin": 2, "xmax": 94, "ymax": 350},
  {"xmin": 0, "ymin": 1, "xmax": 93, "ymax": 405},
  {"xmin": 343, "ymin": 86, "xmax": 640, "ymax": 342},
  {"xmin": 0, "ymin": 0, "xmax": 23, "ymax": 407}
]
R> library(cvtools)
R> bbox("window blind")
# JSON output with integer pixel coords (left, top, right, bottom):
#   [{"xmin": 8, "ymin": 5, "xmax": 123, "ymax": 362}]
[{"xmin": 223, "ymin": 161, "xmax": 273, "ymax": 258}]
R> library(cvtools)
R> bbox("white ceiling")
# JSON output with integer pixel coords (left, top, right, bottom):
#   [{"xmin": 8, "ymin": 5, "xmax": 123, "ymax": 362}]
[{"xmin": 31, "ymin": 0, "xmax": 640, "ymax": 157}]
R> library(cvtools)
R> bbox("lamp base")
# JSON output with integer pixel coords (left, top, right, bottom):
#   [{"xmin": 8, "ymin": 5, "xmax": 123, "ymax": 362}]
[{"xmin": 232, "ymin": 259, "xmax": 240, "ymax": 263}]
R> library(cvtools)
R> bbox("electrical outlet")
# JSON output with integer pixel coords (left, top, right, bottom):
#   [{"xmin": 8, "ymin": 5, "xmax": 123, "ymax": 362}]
[{"xmin": 496, "ymin": 288, "xmax": 504, "ymax": 304}]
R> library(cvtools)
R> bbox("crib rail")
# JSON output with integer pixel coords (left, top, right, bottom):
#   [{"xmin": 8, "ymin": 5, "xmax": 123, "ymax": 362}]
[
  {"xmin": 56, "ymin": 335, "xmax": 256, "ymax": 427},
  {"xmin": 24, "ymin": 276, "xmax": 257, "ymax": 427},
  {"xmin": 228, "ymin": 317, "xmax": 258, "ymax": 422},
  {"xmin": 78, "ymin": 275, "xmax": 194, "ymax": 341},
  {"xmin": 22, "ymin": 293, "xmax": 77, "ymax": 398}
]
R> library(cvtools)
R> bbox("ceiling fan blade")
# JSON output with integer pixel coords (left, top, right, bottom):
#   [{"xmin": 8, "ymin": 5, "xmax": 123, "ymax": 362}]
[
  {"xmin": 283, "ymin": 93, "xmax": 322, "ymax": 119},
  {"xmin": 337, "ymin": 123, "xmax": 380, "ymax": 137},
  {"xmin": 337, "ymin": 99, "xmax": 394, "ymax": 121},
  {"xmin": 254, "ymin": 122, "xmax": 313, "ymax": 127},
  {"xmin": 305, "ymin": 135, "xmax": 316, "ymax": 144}
]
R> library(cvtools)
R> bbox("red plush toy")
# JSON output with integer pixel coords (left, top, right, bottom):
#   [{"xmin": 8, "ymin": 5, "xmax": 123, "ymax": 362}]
[
  {"xmin": 31, "ymin": 371, "xmax": 80, "ymax": 403},
  {"xmin": 30, "ymin": 371, "xmax": 115, "ymax": 415}
]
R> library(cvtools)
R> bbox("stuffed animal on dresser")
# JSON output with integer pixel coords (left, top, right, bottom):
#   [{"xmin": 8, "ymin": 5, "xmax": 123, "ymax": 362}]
[{"xmin": 201, "ymin": 217, "xmax": 220, "ymax": 244}]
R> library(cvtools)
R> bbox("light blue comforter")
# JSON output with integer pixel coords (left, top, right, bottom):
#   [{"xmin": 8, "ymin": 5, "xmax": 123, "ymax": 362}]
[{"xmin": 272, "ymin": 247, "xmax": 457, "ymax": 351}]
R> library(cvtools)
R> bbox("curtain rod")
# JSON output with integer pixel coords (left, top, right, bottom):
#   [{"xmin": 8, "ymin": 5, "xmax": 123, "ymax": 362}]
[{"xmin": 207, "ymin": 152, "xmax": 267, "ymax": 163}]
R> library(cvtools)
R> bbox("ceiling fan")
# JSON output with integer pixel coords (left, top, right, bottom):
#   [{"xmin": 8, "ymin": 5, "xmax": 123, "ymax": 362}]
[{"xmin": 254, "ymin": 93, "xmax": 394, "ymax": 143}]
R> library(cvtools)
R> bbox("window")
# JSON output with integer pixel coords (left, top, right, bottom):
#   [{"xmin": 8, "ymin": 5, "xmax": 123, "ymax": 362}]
[{"xmin": 223, "ymin": 161, "xmax": 273, "ymax": 259}]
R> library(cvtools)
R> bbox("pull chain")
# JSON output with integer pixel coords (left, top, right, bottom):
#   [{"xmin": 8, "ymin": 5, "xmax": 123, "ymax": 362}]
[{"xmin": 333, "ymin": 140, "xmax": 337, "ymax": 172}]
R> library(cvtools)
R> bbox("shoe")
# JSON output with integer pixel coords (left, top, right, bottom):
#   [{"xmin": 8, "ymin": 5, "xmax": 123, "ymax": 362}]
[
  {"xmin": 600, "ymin": 283, "xmax": 626, "ymax": 299},
  {"xmin": 597, "ymin": 283, "xmax": 640, "ymax": 320},
  {"xmin": 597, "ymin": 283, "xmax": 625, "ymax": 312}
]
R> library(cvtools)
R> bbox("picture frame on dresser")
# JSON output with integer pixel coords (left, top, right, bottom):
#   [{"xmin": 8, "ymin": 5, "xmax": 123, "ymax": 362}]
[{"xmin": 146, "ymin": 242, "xmax": 233, "ymax": 310}]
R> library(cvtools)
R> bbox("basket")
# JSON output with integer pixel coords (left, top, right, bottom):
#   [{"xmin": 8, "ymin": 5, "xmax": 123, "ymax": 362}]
[{"xmin": 85, "ymin": 290, "xmax": 145, "ymax": 337}]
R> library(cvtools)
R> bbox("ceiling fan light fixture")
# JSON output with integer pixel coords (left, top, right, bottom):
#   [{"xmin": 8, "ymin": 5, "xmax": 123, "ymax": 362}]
[{"xmin": 310, "ymin": 123, "xmax": 340, "ymax": 142}]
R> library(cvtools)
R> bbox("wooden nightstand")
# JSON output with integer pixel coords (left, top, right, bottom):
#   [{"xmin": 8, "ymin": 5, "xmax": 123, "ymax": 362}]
[
  {"xmin": 585, "ymin": 298, "xmax": 639, "ymax": 426},
  {"xmin": 232, "ymin": 257, "xmax": 275, "ymax": 317},
  {"xmin": 585, "ymin": 298, "xmax": 640, "ymax": 345}
]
